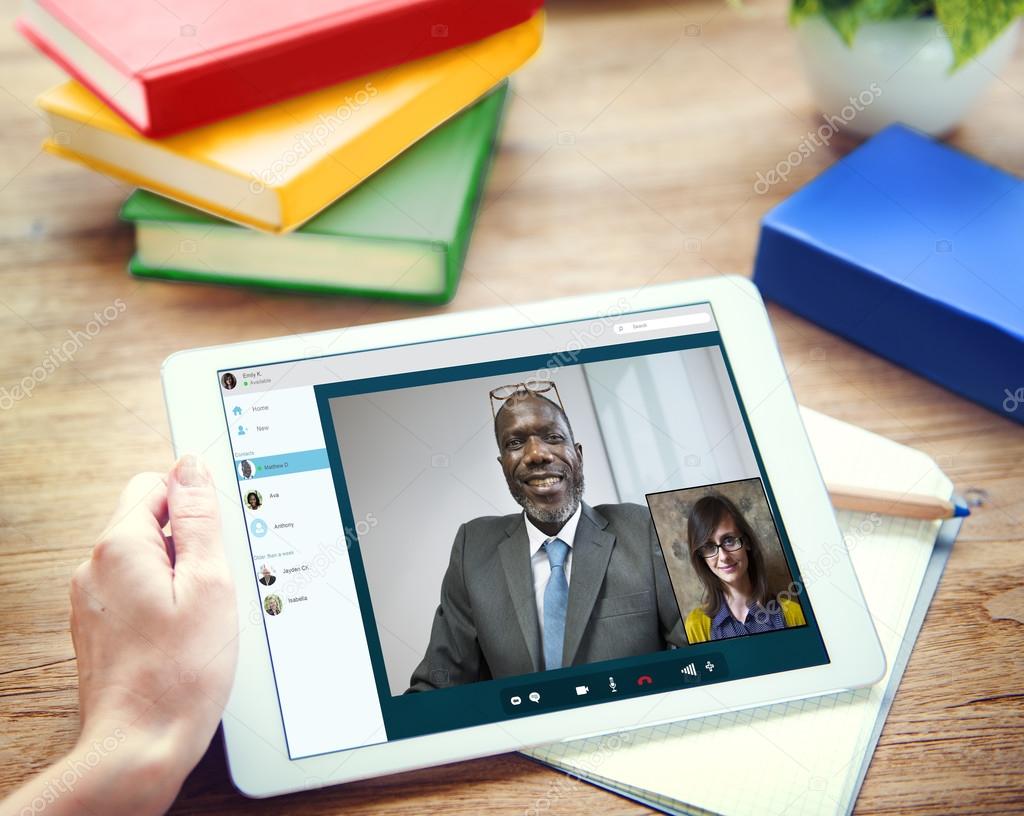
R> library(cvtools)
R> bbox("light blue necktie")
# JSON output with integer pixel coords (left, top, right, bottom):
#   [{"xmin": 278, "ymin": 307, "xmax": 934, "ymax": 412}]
[{"xmin": 543, "ymin": 537, "xmax": 570, "ymax": 670}]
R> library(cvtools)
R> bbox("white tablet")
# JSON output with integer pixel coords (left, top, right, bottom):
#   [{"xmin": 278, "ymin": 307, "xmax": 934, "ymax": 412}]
[{"xmin": 162, "ymin": 276, "xmax": 883, "ymax": 798}]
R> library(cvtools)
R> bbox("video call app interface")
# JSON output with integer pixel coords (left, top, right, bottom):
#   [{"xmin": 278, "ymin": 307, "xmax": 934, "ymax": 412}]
[{"xmin": 219, "ymin": 303, "xmax": 830, "ymax": 760}]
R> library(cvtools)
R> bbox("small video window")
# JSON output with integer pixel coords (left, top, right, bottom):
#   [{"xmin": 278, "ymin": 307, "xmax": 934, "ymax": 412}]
[{"xmin": 646, "ymin": 478, "xmax": 806, "ymax": 644}]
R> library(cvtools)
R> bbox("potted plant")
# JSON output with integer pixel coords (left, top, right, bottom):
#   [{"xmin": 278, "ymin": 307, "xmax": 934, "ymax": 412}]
[{"xmin": 791, "ymin": 0, "xmax": 1021, "ymax": 136}]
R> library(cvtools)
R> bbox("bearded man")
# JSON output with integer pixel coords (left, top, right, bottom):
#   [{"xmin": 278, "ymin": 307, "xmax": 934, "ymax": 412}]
[{"xmin": 406, "ymin": 384, "xmax": 684, "ymax": 692}]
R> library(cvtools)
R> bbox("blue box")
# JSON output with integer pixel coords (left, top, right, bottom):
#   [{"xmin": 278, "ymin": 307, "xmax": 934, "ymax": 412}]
[{"xmin": 753, "ymin": 124, "xmax": 1024, "ymax": 424}]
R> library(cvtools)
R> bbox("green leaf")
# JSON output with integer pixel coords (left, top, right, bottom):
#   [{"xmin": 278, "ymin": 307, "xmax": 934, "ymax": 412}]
[
  {"xmin": 792, "ymin": 0, "xmax": 935, "ymax": 45},
  {"xmin": 790, "ymin": 0, "xmax": 823, "ymax": 26},
  {"xmin": 825, "ymin": 2, "xmax": 870, "ymax": 44},
  {"xmin": 936, "ymin": 0, "xmax": 1021, "ymax": 67}
]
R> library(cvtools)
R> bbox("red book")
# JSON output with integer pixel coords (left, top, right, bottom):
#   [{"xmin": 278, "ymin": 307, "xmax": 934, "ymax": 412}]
[{"xmin": 17, "ymin": 0, "xmax": 543, "ymax": 137}]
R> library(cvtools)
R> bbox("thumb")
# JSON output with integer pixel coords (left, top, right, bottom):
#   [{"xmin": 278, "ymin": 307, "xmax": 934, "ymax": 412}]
[{"xmin": 167, "ymin": 454, "xmax": 225, "ymax": 573}]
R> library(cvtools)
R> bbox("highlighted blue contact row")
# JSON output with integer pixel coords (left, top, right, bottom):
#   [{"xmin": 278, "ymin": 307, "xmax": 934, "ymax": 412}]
[{"xmin": 236, "ymin": 448, "xmax": 329, "ymax": 480}]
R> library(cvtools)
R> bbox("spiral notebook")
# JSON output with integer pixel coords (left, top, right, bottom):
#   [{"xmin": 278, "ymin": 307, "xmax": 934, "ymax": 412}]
[{"xmin": 525, "ymin": 408, "xmax": 962, "ymax": 816}]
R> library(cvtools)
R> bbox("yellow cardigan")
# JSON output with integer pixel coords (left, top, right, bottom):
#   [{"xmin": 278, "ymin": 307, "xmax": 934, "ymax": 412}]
[{"xmin": 685, "ymin": 598, "xmax": 806, "ymax": 643}]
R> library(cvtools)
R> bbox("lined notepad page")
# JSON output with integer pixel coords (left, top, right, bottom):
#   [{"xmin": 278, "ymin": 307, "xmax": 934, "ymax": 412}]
[{"xmin": 525, "ymin": 409, "xmax": 953, "ymax": 816}]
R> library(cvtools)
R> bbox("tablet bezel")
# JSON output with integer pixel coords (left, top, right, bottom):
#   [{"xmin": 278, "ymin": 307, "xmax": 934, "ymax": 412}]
[{"xmin": 162, "ymin": 276, "xmax": 884, "ymax": 798}]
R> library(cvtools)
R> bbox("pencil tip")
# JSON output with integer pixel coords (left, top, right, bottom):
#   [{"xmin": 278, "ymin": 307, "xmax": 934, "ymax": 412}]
[{"xmin": 954, "ymin": 502, "xmax": 971, "ymax": 518}]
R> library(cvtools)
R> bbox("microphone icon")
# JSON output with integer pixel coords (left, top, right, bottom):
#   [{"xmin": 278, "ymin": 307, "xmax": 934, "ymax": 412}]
[{"xmin": 608, "ymin": 676, "xmax": 618, "ymax": 693}]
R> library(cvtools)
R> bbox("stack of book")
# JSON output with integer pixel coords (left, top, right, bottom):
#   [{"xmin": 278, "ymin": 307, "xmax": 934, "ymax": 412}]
[{"xmin": 20, "ymin": 0, "xmax": 544, "ymax": 303}]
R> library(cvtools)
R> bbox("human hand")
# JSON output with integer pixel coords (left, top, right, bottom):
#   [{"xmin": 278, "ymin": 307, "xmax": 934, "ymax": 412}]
[{"xmin": 24, "ymin": 456, "xmax": 238, "ymax": 815}]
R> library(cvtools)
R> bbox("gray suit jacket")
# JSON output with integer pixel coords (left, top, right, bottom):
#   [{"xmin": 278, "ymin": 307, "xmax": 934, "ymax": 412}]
[{"xmin": 407, "ymin": 502, "xmax": 685, "ymax": 691}]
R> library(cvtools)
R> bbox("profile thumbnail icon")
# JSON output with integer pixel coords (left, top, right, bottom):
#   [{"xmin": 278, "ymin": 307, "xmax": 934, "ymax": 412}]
[{"xmin": 264, "ymin": 594, "xmax": 283, "ymax": 616}]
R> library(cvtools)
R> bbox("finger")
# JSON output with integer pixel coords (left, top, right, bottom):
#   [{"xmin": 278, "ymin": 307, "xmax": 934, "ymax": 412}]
[
  {"xmin": 167, "ymin": 454, "xmax": 224, "ymax": 572},
  {"xmin": 99, "ymin": 471, "xmax": 169, "ymax": 546}
]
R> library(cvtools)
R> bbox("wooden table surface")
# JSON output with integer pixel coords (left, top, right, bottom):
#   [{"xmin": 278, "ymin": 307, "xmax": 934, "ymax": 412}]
[{"xmin": 2, "ymin": 0, "xmax": 1023, "ymax": 813}]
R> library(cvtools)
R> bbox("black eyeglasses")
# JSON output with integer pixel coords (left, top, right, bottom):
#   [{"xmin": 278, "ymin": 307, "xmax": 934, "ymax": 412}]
[
  {"xmin": 696, "ymin": 534, "xmax": 745, "ymax": 560},
  {"xmin": 489, "ymin": 379, "xmax": 564, "ymax": 419}
]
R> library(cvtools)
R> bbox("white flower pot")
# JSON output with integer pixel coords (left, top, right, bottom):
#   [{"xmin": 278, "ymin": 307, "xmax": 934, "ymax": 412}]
[{"xmin": 795, "ymin": 15, "xmax": 1020, "ymax": 137}]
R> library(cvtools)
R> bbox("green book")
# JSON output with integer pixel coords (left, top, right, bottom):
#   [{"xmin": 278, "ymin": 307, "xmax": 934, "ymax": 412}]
[{"xmin": 119, "ymin": 81, "xmax": 508, "ymax": 304}]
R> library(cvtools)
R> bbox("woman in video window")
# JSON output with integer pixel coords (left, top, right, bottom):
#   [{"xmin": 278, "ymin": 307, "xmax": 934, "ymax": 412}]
[{"xmin": 684, "ymin": 493, "xmax": 805, "ymax": 643}]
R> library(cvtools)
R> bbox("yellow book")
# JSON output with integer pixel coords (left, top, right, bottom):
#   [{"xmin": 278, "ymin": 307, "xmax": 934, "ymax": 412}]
[{"xmin": 37, "ymin": 13, "xmax": 543, "ymax": 234}]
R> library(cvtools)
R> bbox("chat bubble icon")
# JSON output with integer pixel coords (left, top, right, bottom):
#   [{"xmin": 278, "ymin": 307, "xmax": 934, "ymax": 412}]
[
  {"xmin": 528, "ymin": 691, "xmax": 541, "ymax": 703},
  {"xmin": 510, "ymin": 695, "xmax": 522, "ymax": 706}
]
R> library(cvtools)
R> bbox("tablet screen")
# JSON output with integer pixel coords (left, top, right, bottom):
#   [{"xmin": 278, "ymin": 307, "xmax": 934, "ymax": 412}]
[{"xmin": 219, "ymin": 302, "xmax": 829, "ymax": 760}]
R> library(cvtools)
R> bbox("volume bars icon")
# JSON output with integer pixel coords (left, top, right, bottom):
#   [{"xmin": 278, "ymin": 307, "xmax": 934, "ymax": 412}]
[{"xmin": 681, "ymin": 662, "xmax": 698, "ymax": 678}]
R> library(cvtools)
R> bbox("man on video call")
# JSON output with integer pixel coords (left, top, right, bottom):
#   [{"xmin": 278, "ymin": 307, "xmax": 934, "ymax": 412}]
[{"xmin": 407, "ymin": 380, "xmax": 685, "ymax": 692}]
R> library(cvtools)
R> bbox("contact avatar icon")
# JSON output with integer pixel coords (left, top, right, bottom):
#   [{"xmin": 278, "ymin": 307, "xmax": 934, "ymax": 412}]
[{"xmin": 250, "ymin": 518, "xmax": 268, "ymax": 538}]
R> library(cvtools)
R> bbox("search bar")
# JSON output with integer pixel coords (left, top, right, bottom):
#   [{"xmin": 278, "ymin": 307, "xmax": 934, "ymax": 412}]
[{"xmin": 613, "ymin": 312, "xmax": 712, "ymax": 336}]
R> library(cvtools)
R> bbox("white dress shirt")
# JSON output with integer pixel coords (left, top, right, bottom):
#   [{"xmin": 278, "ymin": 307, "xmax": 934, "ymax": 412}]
[{"xmin": 525, "ymin": 503, "xmax": 582, "ymax": 643}]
